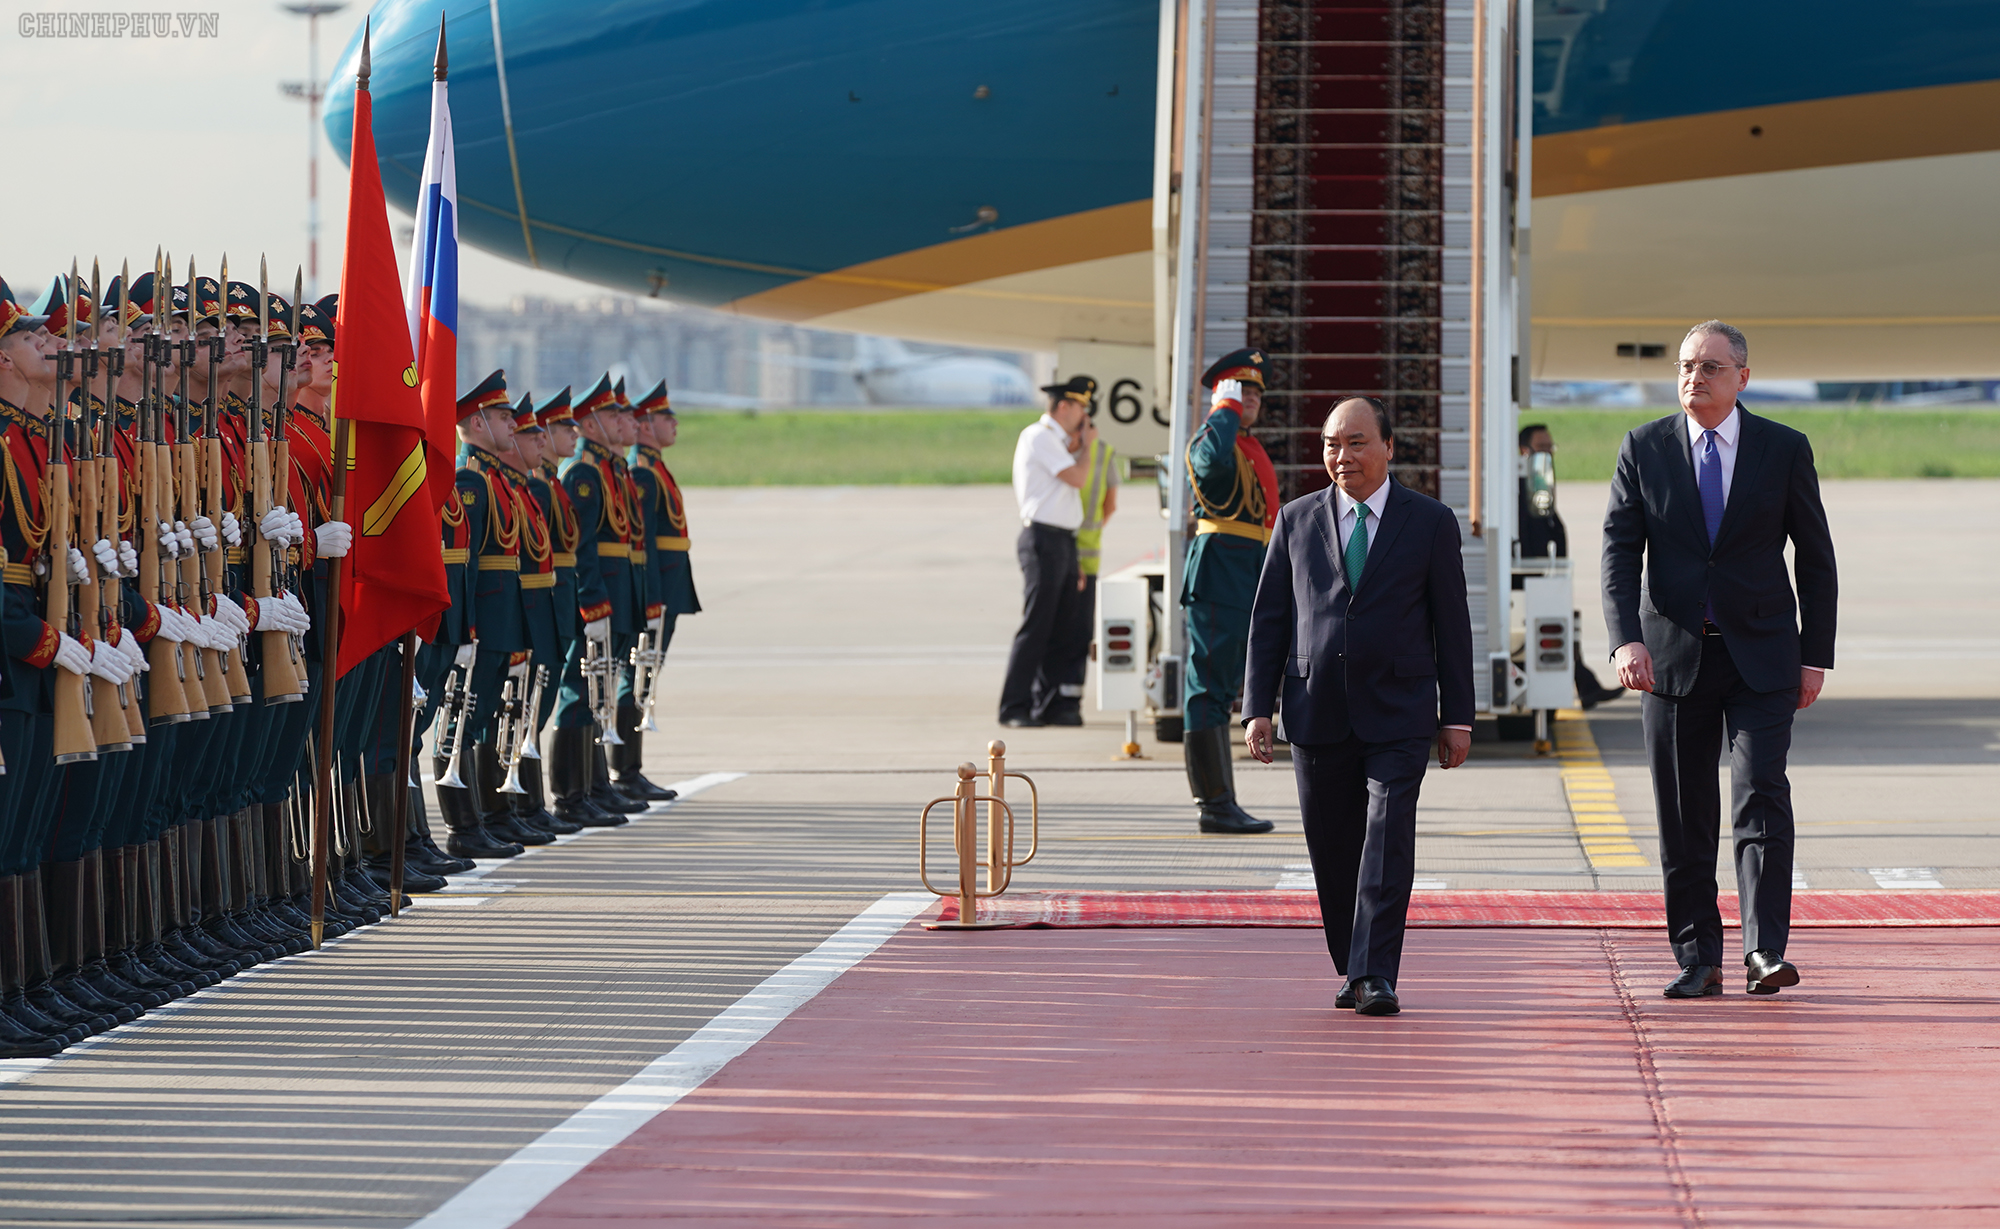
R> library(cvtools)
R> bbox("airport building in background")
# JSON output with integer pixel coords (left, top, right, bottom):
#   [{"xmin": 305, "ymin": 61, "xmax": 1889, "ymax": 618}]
[{"xmin": 453, "ymin": 297, "xmax": 1042, "ymax": 410}]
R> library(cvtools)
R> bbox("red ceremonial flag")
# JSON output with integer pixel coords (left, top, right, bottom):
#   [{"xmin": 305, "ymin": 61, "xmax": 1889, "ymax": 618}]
[{"xmin": 330, "ymin": 59, "xmax": 451, "ymax": 676}]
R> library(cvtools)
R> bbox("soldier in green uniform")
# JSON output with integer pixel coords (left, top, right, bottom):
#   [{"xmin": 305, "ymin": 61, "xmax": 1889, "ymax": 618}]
[
  {"xmin": 483, "ymin": 393, "xmax": 577, "ymax": 840},
  {"xmin": 1182, "ymin": 348, "xmax": 1279, "ymax": 834},
  {"xmin": 616, "ymin": 381, "xmax": 690, "ymax": 800},
  {"xmin": 549, "ymin": 376, "xmax": 640, "ymax": 820},
  {"xmin": 534, "ymin": 388, "xmax": 624, "ymax": 827},
  {"xmin": 442, "ymin": 371, "xmax": 536, "ymax": 859}
]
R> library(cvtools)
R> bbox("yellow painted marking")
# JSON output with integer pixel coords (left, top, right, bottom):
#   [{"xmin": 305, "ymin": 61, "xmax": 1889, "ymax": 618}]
[{"xmin": 1554, "ymin": 709, "xmax": 1648, "ymax": 873}]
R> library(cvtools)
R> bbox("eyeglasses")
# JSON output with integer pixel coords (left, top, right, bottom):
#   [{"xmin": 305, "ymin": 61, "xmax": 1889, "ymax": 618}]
[{"xmin": 1675, "ymin": 360, "xmax": 1741, "ymax": 378}]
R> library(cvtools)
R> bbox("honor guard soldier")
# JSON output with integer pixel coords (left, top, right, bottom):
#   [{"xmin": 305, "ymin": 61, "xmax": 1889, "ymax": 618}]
[
  {"xmin": 1182, "ymin": 349, "xmax": 1278, "ymax": 833},
  {"xmin": 534, "ymin": 388, "xmax": 620, "ymax": 828},
  {"xmin": 441, "ymin": 371, "xmax": 535, "ymax": 859},
  {"xmin": 549, "ymin": 375, "xmax": 646, "ymax": 820},
  {"xmin": 486, "ymin": 392, "xmax": 577, "ymax": 841},
  {"xmin": 621, "ymin": 381, "xmax": 694, "ymax": 799}
]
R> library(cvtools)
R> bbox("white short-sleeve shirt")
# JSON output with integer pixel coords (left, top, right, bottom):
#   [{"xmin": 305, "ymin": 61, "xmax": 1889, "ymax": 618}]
[{"xmin": 1013, "ymin": 414, "xmax": 1082, "ymax": 529}]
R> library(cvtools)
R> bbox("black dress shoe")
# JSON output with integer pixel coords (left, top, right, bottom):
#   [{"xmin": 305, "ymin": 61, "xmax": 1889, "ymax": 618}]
[
  {"xmin": 1043, "ymin": 710, "xmax": 1084, "ymax": 727},
  {"xmin": 999, "ymin": 715, "xmax": 1043, "ymax": 728},
  {"xmin": 1334, "ymin": 979, "xmax": 1356, "ymax": 1010},
  {"xmin": 1745, "ymin": 949, "xmax": 1799, "ymax": 995},
  {"xmin": 614, "ymin": 773, "xmax": 677, "ymax": 802},
  {"xmin": 1353, "ymin": 976, "xmax": 1400, "ymax": 1016},
  {"xmin": 1197, "ymin": 802, "xmax": 1275, "ymax": 835},
  {"xmin": 1663, "ymin": 965, "xmax": 1724, "ymax": 998}
]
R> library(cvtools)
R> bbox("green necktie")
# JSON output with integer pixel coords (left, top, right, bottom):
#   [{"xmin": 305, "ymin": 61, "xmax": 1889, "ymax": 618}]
[{"xmin": 1345, "ymin": 502, "xmax": 1370, "ymax": 586}]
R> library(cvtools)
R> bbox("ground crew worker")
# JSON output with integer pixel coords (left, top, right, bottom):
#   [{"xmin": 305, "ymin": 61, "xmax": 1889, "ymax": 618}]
[
  {"xmin": 997, "ymin": 375, "xmax": 1096, "ymax": 728},
  {"xmin": 1050, "ymin": 422, "xmax": 1118, "ymax": 727},
  {"xmin": 1181, "ymin": 349, "xmax": 1277, "ymax": 834}
]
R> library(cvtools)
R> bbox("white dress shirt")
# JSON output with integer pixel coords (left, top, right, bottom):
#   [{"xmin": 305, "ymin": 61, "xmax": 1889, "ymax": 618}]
[
  {"xmin": 1013, "ymin": 414, "xmax": 1082, "ymax": 530},
  {"xmin": 1333, "ymin": 479, "xmax": 1471, "ymax": 731},
  {"xmin": 1332, "ymin": 479, "xmax": 1392, "ymax": 561},
  {"xmin": 1683, "ymin": 403, "xmax": 1741, "ymax": 505}
]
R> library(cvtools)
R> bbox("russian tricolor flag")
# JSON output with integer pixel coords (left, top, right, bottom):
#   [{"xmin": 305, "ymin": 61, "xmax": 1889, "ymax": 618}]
[{"xmin": 405, "ymin": 23, "xmax": 461, "ymax": 513}]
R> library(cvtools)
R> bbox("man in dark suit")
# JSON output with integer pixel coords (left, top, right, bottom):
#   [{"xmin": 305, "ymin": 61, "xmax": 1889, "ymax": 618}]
[
  {"xmin": 1602, "ymin": 320, "xmax": 1837, "ymax": 999},
  {"xmin": 1244, "ymin": 397, "xmax": 1475, "ymax": 1017}
]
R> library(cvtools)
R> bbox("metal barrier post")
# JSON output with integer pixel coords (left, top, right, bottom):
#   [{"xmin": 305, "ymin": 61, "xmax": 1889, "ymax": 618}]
[{"xmin": 919, "ymin": 761, "xmax": 1021, "ymax": 930}]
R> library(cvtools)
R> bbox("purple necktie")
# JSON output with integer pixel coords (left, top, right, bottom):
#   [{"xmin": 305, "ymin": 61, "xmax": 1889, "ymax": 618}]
[{"xmin": 1698, "ymin": 428, "xmax": 1723, "ymax": 623}]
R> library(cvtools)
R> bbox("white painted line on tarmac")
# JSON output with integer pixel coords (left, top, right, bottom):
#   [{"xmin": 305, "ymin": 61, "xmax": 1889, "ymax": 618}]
[
  {"xmin": 450, "ymin": 772, "xmax": 751, "ymax": 880},
  {"xmin": 1869, "ymin": 867, "xmax": 1944, "ymax": 889},
  {"xmin": 1793, "ymin": 869, "xmax": 1810, "ymax": 890},
  {"xmin": 410, "ymin": 890, "xmax": 935, "ymax": 1229},
  {"xmin": 0, "ymin": 1057, "xmax": 54, "ymax": 1087}
]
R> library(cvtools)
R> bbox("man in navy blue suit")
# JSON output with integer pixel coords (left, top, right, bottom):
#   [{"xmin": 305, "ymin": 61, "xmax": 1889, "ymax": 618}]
[
  {"xmin": 1602, "ymin": 320, "xmax": 1837, "ymax": 1000},
  {"xmin": 1243, "ymin": 397, "xmax": 1475, "ymax": 1017}
]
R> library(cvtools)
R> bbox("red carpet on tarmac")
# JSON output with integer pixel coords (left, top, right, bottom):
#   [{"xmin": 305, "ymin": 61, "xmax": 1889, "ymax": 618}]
[
  {"xmin": 515, "ymin": 922, "xmax": 2000, "ymax": 1227},
  {"xmin": 931, "ymin": 888, "xmax": 2000, "ymax": 928}
]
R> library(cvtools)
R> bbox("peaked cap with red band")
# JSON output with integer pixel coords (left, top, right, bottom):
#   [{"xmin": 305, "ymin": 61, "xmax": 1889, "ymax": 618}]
[
  {"xmin": 536, "ymin": 385, "xmax": 574, "ymax": 428},
  {"xmin": 456, "ymin": 368, "xmax": 511, "ymax": 421},
  {"xmin": 634, "ymin": 380, "xmax": 671, "ymax": 416},
  {"xmin": 573, "ymin": 373, "xmax": 616, "ymax": 418},
  {"xmin": 512, "ymin": 392, "xmax": 544, "ymax": 433},
  {"xmin": 1200, "ymin": 347, "xmax": 1267, "ymax": 389}
]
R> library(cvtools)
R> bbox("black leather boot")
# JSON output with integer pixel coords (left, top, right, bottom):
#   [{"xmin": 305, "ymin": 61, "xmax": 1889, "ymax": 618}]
[
  {"xmin": 437, "ymin": 755, "xmax": 524, "ymax": 860},
  {"xmin": 131, "ymin": 841, "xmax": 206, "ymax": 994},
  {"xmin": 0, "ymin": 875, "xmax": 67, "ymax": 1055},
  {"xmin": 77, "ymin": 849, "xmax": 170, "ymax": 1011},
  {"xmin": 611, "ymin": 703, "xmax": 677, "ymax": 801},
  {"xmin": 162, "ymin": 826, "xmax": 242, "ymax": 977},
  {"xmin": 38, "ymin": 864, "xmax": 130, "ymax": 1031},
  {"xmin": 1186, "ymin": 726, "xmax": 1275, "ymax": 834},
  {"xmin": 552, "ymin": 727, "xmax": 626, "ymax": 826},
  {"xmin": 476, "ymin": 744, "xmax": 555, "ymax": 846},
  {"xmin": 589, "ymin": 737, "xmax": 646, "ymax": 814},
  {"xmin": 407, "ymin": 782, "xmax": 476, "ymax": 874},
  {"xmin": 514, "ymin": 756, "xmax": 580, "ymax": 835}
]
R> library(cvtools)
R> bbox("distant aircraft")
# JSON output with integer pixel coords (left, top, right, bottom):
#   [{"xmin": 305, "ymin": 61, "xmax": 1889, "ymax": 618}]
[
  {"xmin": 849, "ymin": 338, "xmax": 1035, "ymax": 407},
  {"xmin": 329, "ymin": 1, "xmax": 2000, "ymax": 378}
]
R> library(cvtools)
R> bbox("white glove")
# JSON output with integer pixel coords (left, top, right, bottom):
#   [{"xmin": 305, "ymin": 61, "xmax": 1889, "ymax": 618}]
[
  {"xmin": 261, "ymin": 592, "xmax": 310, "ymax": 635},
  {"xmin": 287, "ymin": 510, "xmax": 306, "ymax": 544},
  {"xmin": 86, "ymin": 638, "xmax": 134, "ymax": 685},
  {"xmin": 114, "ymin": 627, "xmax": 147, "ymax": 673},
  {"xmin": 152, "ymin": 604, "xmax": 188, "ymax": 642},
  {"xmin": 53, "ymin": 633, "xmax": 93, "ymax": 675},
  {"xmin": 259, "ymin": 506, "xmax": 293, "ymax": 545},
  {"xmin": 194, "ymin": 612, "xmax": 232, "ymax": 654},
  {"xmin": 117, "ymin": 539, "xmax": 139, "ymax": 577},
  {"xmin": 584, "ymin": 617, "xmax": 611, "ymax": 644},
  {"xmin": 1211, "ymin": 378, "xmax": 1244, "ymax": 410},
  {"xmin": 453, "ymin": 642, "xmax": 476, "ymax": 670},
  {"xmin": 314, "ymin": 520, "xmax": 352, "ymax": 558},
  {"xmin": 159, "ymin": 520, "xmax": 182, "ymax": 559},
  {"xmin": 189, "ymin": 516, "xmax": 218, "ymax": 551},
  {"xmin": 91, "ymin": 538, "xmax": 119, "ymax": 579},
  {"xmin": 67, "ymin": 546, "xmax": 92, "ymax": 586},
  {"xmin": 210, "ymin": 594, "xmax": 251, "ymax": 638},
  {"xmin": 220, "ymin": 511, "xmax": 242, "ymax": 549}
]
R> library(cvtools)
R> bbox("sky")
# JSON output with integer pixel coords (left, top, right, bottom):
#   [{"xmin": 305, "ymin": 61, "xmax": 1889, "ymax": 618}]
[{"xmin": 2, "ymin": 2, "xmax": 595, "ymax": 307}]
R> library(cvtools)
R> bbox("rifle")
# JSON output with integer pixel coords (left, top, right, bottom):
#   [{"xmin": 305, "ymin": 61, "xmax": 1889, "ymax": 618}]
[
  {"xmin": 179, "ymin": 258, "xmax": 231, "ymax": 715},
  {"xmin": 97, "ymin": 262, "xmax": 144, "ymax": 744},
  {"xmin": 206, "ymin": 256, "xmax": 252, "ymax": 704},
  {"xmin": 77, "ymin": 263, "xmax": 129, "ymax": 753},
  {"xmin": 48, "ymin": 265, "xmax": 97, "ymax": 764},
  {"xmin": 139, "ymin": 251, "xmax": 191, "ymax": 725},
  {"xmin": 274, "ymin": 267, "xmax": 306, "ymax": 684},
  {"xmin": 249, "ymin": 258, "xmax": 303, "ymax": 704}
]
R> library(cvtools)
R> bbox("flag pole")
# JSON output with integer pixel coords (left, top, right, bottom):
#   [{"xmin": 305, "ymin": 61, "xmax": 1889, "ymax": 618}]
[
  {"xmin": 389, "ymin": 630, "xmax": 417, "ymax": 911},
  {"xmin": 309, "ymin": 23, "xmax": 368, "ymax": 948}
]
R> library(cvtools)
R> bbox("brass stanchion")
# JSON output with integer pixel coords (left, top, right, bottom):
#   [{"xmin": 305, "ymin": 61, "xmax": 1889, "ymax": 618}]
[
  {"xmin": 919, "ymin": 764, "xmax": 1017, "ymax": 930},
  {"xmin": 985, "ymin": 740, "xmax": 1038, "ymax": 894}
]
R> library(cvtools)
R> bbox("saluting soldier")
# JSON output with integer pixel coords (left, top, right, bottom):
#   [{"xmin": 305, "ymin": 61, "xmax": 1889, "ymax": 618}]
[{"xmin": 1181, "ymin": 349, "xmax": 1278, "ymax": 834}]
